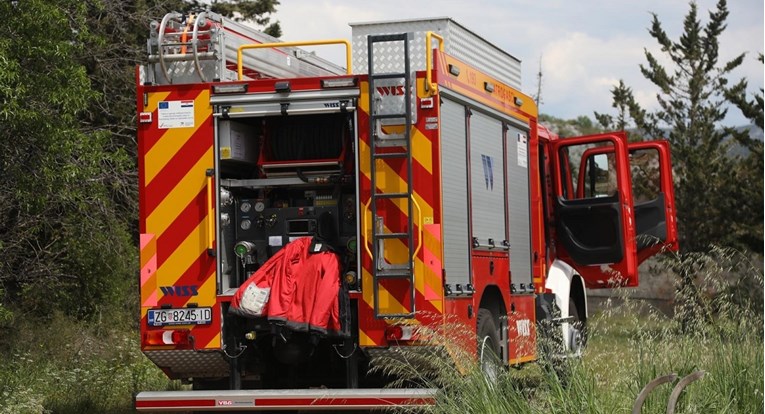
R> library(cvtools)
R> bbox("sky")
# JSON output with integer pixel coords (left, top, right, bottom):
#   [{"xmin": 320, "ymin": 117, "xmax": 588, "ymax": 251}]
[{"xmin": 271, "ymin": 0, "xmax": 763, "ymax": 127}]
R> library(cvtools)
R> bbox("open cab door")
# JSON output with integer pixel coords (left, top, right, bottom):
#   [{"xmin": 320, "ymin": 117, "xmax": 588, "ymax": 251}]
[
  {"xmin": 551, "ymin": 132, "xmax": 638, "ymax": 288},
  {"xmin": 625, "ymin": 141, "xmax": 679, "ymax": 262},
  {"xmin": 575, "ymin": 140, "xmax": 679, "ymax": 265}
]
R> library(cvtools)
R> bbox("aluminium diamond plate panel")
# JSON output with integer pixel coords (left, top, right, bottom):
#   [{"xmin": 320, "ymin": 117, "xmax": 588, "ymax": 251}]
[
  {"xmin": 144, "ymin": 349, "xmax": 229, "ymax": 379},
  {"xmin": 351, "ymin": 17, "xmax": 521, "ymax": 89}
]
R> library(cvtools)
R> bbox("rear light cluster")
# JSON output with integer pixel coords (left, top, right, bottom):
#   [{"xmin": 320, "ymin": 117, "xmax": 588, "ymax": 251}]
[
  {"xmin": 143, "ymin": 329, "xmax": 191, "ymax": 347},
  {"xmin": 385, "ymin": 325, "xmax": 418, "ymax": 342}
]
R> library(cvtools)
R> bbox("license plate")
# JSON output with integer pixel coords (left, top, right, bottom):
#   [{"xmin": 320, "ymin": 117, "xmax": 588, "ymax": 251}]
[{"xmin": 148, "ymin": 308, "xmax": 212, "ymax": 327}]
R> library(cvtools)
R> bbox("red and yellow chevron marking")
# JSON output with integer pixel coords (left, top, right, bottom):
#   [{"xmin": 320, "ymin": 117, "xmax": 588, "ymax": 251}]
[
  {"xmin": 140, "ymin": 233, "xmax": 158, "ymax": 307},
  {"xmin": 138, "ymin": 85, "xmax": 220, "ymax": 351},
  {"xmin": 434, "ymin": 51, "xmax": 537, "ymax": 122},
  {"xmin": 356, "ymin": 78, "xmax": 444, "ymax": 347}
]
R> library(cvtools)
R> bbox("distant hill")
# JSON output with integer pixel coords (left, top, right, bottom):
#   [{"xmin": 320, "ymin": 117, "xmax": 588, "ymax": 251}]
[
  {"xmin": 539, "ymin": 114, "xmax": 763, "ymax": 157},
  {"xmin": 728, "ymin": 124, "xmax": 764, "ymax": 157}
]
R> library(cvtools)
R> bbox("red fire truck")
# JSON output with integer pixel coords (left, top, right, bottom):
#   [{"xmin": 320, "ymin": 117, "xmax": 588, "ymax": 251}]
[{"xmin": 135, "ymin": 12, "xmax": 677, "ymax": 411}]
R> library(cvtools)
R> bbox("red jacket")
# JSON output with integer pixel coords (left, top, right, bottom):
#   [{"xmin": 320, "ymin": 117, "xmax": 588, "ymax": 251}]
[{"xmin": 231, "ymin": 237, "xmax": 342, "ymax": 335}]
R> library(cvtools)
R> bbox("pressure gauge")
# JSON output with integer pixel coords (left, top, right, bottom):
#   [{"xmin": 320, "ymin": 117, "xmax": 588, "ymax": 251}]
[
  {"xmin": 240, "ymin": 219, "xmax": 252, "ymax": 230},
  {"xmin": 254, "ymin": 201, "xmax": 265, "ymax": 212},
  {"xmin": 240, "ymin": 201, "xmax": 252, "ymax": 213}
]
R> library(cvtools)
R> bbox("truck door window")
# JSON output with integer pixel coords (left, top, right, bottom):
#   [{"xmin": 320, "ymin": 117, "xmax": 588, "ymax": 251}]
[
  {"xmin": 630, "ymin": 147, "xmax": 668, "ymax": 252},
  {"xmin": 579, "ymin": 152, "xmax": 617, "ymax": 199},
  {"xmin": 630, "ymin": 148, "xmax": 661, "ymax": 202},
  {"xmin": 564, "ymin": 143, "xmax": 618, "ymax": 201}
]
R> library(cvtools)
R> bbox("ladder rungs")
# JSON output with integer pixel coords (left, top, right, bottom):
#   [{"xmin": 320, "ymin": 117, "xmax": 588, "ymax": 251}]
[
  {"xmin": 374, "ymin": 232, "xmax": 409, "ymax": 239},
  {"xmin": 370, "ymin": 72, "xmax": 407, "ymax": 80},
  {"xmin": 374, "ymin": 192, "xmax": 410, "ymax": 199},
  {"xmin": 373, "ymin": 152, "xmax": 409, "ymax": 159},
  {"xmin": 373, "ymin": 114, "xmax": 408, "ymax": 121},
  {"xmin": 376, "ymin": 269, "xmax": 413, "ymax": 278},
  {"xmin": 373, "ymin": 138, "xmax": 408, "ymax": 147}
]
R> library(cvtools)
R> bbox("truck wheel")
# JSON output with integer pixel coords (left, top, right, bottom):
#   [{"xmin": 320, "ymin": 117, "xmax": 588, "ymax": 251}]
[
  {"xmin": 567, "ymin": 300, "xmax": 585, "ymax": 356},
  {"xmin": 476, "ymin": 308, "xmax": 501, "ymax": 382}
]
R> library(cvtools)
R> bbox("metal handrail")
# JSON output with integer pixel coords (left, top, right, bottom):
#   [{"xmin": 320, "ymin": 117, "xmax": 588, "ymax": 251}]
[
  {"xmin": 206, "ymin": 174, "xmax": 215, "ymax": 254},
  {"xmin": 425, "ymin": 31, "xmax": 444, "ymax": 95},
  {"xmin": 412, "ymin": 196, "xmax": 423, "ymax": 259},
  {"xmin": 237, "ymin": 39, "xmax": 352, "ymax": 80},
  {"xmin": 362, "ymin": 198, "xmax": 373, "ymax": 259}
]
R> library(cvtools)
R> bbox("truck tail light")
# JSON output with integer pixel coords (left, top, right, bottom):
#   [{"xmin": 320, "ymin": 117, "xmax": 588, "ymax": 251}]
[
  {"xmin": 385, "ymin": 325, "xmax": 417, "ymax": 342},
  {"xmin": 143, "ymin": 329, "xmax": 191, "ymax": 346}
]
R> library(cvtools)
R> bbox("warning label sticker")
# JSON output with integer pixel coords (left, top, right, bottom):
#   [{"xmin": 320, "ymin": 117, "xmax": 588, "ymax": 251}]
[
  {"xmin": 517, "ymin": 133, "xmax": 528, "ymax": 168},
  {"xmin": 157, "ymin": 100, "xmax": 195, "ymax": 129}
]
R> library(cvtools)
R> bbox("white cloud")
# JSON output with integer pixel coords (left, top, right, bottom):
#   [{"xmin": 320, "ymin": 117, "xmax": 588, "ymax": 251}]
[{"xmin": 269, "ymin": 0, "xmax": 762, "ymax": 126}]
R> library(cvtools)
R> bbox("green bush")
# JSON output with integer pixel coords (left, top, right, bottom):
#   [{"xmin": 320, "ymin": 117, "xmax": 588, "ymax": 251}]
[{"xmin": 0, "ymin": 312, "xmax": 177, "ymax": 414}]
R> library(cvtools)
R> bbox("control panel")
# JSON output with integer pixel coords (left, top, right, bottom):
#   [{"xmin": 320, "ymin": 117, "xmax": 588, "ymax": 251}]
[{"xmin": 222, "ymin": 189, "xmax": 358, "ymax": 289}]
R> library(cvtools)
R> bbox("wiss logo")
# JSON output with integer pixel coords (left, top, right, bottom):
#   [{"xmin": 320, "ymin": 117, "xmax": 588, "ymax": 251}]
[
  {"xmin": 376, "ymin": 86, "xmax": 406, "ymax": 96},
  {"xmin": 160, "ymin": 285, "xmax": 199, "ymax": 297}
]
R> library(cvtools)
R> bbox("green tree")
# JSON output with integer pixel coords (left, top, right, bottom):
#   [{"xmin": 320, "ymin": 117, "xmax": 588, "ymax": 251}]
[
  {"xmin": 0, "ymin": 0, "xmax": 136, "ymax": 318},
  {"xmin": 594, "ymin": 80, "xmax": 647, "ymax": 140},
  {"xmin": 0, "ymin": 0, "xmax": 285, "ymax": 320},
  {"xmin": 597, "ymin": 0, "xmax": 763, "ymax": 254},
  {"xmin": 187, "ymin": 0, "xmax": 282, "ymax": 37},
  {"xmin": 725, "ymin": 53, "xmax": 764, "ymax": 131}
]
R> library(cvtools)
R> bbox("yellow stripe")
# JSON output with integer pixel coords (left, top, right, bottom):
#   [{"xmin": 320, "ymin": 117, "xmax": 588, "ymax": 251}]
[
  {"xmin": 145, "ymin": 90, "xmax": 211, "ymax": 185},
  {"xmin": 156, "ymin": 217, "xmax": 209, "ymax": 288},
  {"xmin": 411, "ymin": 127, "xmax": 432, "ymax": 174},
  {"xmin": 203, "ymin": 333, "xmax": 221, "ymax": 349},
  {"xmin": 184, "ymin": 268, "xmax": 217, "ymax": 307},
  {"xmin": 359, "ymin": 81, "xmax": 370, "ymax": 113},
  {"xmin": 510, "ymin": 355, "xmax": 537, "ymax": 364},
  {"xmin": 146, "ymin": 147, "xmax": 213, "ymax": 238},
  {"xmin": 361, "ymin": 223, "xmax": 442, "ymax": 313},
  {"xmin": 439, "ymin": 53, "xmax": 537, "ymax": 120},
  {"xmin": 361, "ymin": 267, "xmax": 407, "ymax": 316},
  {"xmin": 145, "ymin": 91, "xmax": 171, "ymax": 113},
  {"xmin": 358, "ymin": 329, "xmax": 375, "ymax": 347},
  {"xmin": 359, "ymin": 140, "xmax": 434, "ymax": 219}
]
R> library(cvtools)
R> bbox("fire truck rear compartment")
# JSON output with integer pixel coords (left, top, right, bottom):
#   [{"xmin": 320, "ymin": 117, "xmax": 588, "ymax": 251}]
[{"xmin": 216, "ymin": 104, "xmax": 360, "ymax": 386}]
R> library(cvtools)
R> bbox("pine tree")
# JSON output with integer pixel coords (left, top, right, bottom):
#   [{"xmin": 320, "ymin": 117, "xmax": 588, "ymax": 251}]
[{"xmin": 598, "ymin": 0, "xmax": 763, "ymax": 254}]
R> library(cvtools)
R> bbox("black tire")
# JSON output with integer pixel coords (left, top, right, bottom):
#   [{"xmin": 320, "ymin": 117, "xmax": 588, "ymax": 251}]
[
  {"xmin": 568, "ymin": 299, "xmax": 586, "ymax": 354},
  {"xmin": 476, "ymin": 308, "xmax": 501, "ymax": 381}
]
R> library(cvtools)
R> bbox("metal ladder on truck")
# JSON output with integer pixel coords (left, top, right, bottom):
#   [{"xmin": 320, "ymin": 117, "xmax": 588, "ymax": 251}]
[{"xmin": 367, "ymin": 33, "xmax": 417, "ymax": 319}]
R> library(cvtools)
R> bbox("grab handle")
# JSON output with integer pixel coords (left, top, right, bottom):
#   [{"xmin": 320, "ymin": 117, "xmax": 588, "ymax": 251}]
[
  {"xmin": 425, "ymin": 32, "xmax": 444, "ymax": 95},
  {"xmin": 206, "ymin": 169, "xmax": 215, "ymax": 256}
]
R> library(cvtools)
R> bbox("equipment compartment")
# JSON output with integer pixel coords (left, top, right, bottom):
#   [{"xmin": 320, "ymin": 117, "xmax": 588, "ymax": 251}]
[{"xmin": 258, "ymin": 113, "xmax": 351, "ymax": 177}]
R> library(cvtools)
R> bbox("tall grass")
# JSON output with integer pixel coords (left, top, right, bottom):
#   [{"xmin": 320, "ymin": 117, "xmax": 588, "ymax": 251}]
[
  {"xmin": 0, "ymin": 248, "xmax": 759, "ymax": 413},
  {"xmin": 373, "ymin": 248, "xmax": 764, "ymax": 413},
  {"xmin": 0, "ymin": 312, "xmax": 177, "ymax": 414}
]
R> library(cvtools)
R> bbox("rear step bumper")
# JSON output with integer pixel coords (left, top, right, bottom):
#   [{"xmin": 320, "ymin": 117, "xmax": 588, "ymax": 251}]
[{"xmin": 135, "ymin": 388, "xmax": 437, "ymax": 411}]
